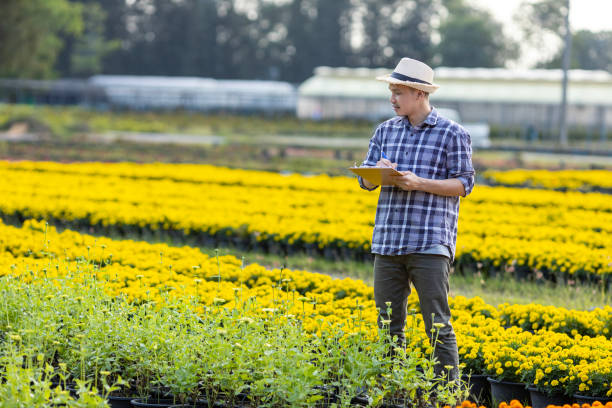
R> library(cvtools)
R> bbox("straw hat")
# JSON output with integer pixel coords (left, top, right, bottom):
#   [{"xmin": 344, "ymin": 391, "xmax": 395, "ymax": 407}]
[{"xmin": 376, "ymin": 57, "xmax": 440, "ymax": 94}]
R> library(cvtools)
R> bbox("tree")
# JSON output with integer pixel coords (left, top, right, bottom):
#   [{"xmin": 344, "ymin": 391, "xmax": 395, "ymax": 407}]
[
  {"xmin": 538, "ymin": 30, "xmax": 612, "ymax": 73},
  {"xmin": 515, "ymin": 0, "xmax": 568, "ymax": 66},
  {"xmin": 517, "ymin": 0, "xmax": 566, "ymax": 41},
  {"xmin": 570, "ymin": 30, "xmax": 612, "ymax": 72},
  {"xmin": 355, "ymin": 0, "xmax": 439, "ymax": 67},
  {"xmin": 311, "ymin": 0, "xmax": 351, "ymax": 69},
  {"xmin": 436, "ymin": 0, "xmax": 519, "ymax": 67},
  {"xmin": 96, "ymin": 0, "xmax": 145, "ymax": 75},
  {"xmin": 55, "ymin": 2, "xmax": 120, "ymax": 77},
  {"xmin": 95, "ymin": 0, "xmax": 290, "ymax": 79},
  {"xmin": 284, "ymin": 0, "xmax": 353, "ymax": 82},
  {"xmin": 0, "ymin": 0, "xmax": 83, "ymax": 78},
  {"xmin": 385, "ymin": 0, "xmax": 438, "ymax": 66}
]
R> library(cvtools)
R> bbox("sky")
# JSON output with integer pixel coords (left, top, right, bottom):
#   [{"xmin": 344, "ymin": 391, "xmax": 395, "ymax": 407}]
[
  {"xmin": 472, "ymin": 0, "xmax": 612, "ymax": 32},
  {"xmin": 470, "ymin": 0, "xmax": 612, "ymax": 68}
]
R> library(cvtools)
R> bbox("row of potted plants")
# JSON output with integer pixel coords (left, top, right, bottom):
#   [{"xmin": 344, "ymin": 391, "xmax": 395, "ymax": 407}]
[
  {"xmin": 495, "ymin": 302, "xmax": 611, "ymax": 339},
  {"xmin": 446, "ymin": 400, "xmax": 612, "ymax": 408},
  {"xmin": 453, "ymin": 314, "xmax": 612, "ymax": 407},
  {"xmin": 0, "ymin": 270, "xmax": 465, "ymax": 408}
]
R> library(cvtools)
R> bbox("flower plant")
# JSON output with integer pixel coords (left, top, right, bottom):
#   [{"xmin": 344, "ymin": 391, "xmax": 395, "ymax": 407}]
[
  {"xmin": 1, "ymin": 161, "xmax": 612, "ymax": 281},
  {"xmin": 0, "ymin": 266, "xmax": 465, "ymax": 407},
  {"xmin": 1, "ymin": 217, "xmax": 612, "ymax": 405}
]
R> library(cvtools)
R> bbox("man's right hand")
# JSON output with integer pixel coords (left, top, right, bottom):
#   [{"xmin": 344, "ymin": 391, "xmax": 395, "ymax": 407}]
[
  {"xmin": 377, "ymin": 158, "xmax": 398, "ymax": 169},
  {"xmin": 361, "ymin": 158, "xmax": 398, "ymax": 189}
]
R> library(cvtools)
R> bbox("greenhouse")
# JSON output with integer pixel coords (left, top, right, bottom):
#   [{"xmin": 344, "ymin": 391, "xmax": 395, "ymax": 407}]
[
  {"xmin": 297, "ymin": 66, "xmax": 612, "ymax": 134},
  {"xmin": 89, "ymin": 75, "xmax": 297, "ymax": 113}
]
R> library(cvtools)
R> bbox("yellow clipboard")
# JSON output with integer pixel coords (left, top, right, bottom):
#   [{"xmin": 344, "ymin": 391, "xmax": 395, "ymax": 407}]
[{"xmin": 349, "ymin": 167, "xmax": 402, "ymax": 186}]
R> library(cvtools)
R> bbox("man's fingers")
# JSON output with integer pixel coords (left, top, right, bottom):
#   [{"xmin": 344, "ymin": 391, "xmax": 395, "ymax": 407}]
[
  {"xmin": 381, "ymin": 158, "xmax": 394, "ymax": 167},
  {"xmin": 376, "ymin": 158, "xmax": 393, "ymax": 168}
]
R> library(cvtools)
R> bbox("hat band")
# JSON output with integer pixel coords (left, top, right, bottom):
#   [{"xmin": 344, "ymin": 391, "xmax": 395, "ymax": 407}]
[{"xmin": 390, "ymin": 71, "xmax": 432, "ymax": 85}]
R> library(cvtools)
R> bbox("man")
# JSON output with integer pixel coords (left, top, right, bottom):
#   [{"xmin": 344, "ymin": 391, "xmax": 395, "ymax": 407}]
[{"xmin": 358, "ymin": 57, "xmax": 475, "ymax": 381}]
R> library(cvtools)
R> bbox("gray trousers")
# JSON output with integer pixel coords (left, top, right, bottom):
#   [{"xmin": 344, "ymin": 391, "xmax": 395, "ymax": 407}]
[{"xmin": 373, "ymin": 253, "xmax": 459, "ymax": 380}]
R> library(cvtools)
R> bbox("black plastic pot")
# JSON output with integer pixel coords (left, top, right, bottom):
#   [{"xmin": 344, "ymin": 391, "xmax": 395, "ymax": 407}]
[
  {"xmin": 130, "ymin": 398, "xmax": 179, "ymax": 408},
  {"xmin": 487, "ymin": 377, "xmax": 530, "ymax": 407},
  {"xmin": 462, "ymin": 374, "xmax": 491, "ymax": 405},
  {"xmin": 527, "ymin": 386, "xmax": 571, "ymax": 408},
  {"xmin": 195, "ymin": 391, "xmax": 250, "ymax": 408},
  {"xmin": 573, "ymin": 394, "xmax": 612, "ymax": 404},
  {"xmin": 106, "ymin": 395, "xmax": 136, "ymax": 408}
]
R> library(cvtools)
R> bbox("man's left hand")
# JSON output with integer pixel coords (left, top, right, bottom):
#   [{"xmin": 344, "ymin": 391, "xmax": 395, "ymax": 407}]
[{"xmin": 391, "ymin": 171, "xmax": 423, "ymax": 191}]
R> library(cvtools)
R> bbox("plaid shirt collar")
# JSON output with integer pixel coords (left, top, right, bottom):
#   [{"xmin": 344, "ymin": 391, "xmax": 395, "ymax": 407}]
[{"xmin": 397, "ymin": 107, "xmax": 439, "ymax": 129}]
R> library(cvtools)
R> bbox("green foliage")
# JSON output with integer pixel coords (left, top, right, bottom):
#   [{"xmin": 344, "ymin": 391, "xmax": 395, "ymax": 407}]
[
  {"xmin": 437, "ymin": 0, "xmax": 519, "ymax": 68},
  {"xmin": 58, "ymin": 3, "xmax": 121, "ymax": 77},
  {"xmin": 538, "ymin": 30, "xmax": 612, "ymax": 72},
  {"xmin": 0, "ymin": 0, "xmax": 83, "ymax": 78},
  {"xmin": 356, "ymin": 0, "xmax": 438, "ymax": 68},
  {"xmin": 517, "ymin": 0, "xmax": 568, "ymax": 40},
  {"xmin": 2, "ymin": 0, "xmax": 607, "ymax": 82},
  {"xmin": 0, "ymin": 269, "xmax": 464, "ymax": 407},
  {"xmin": 0, "ymin": 353, "xmax": 110, "ymax": 408},
  {"xmin": 0, "ymin": 0, "xmax": 534, "ymax": 82},
  {"xmin": 515, "ymin": 0, "xmax": 568, "ymax": 66}
]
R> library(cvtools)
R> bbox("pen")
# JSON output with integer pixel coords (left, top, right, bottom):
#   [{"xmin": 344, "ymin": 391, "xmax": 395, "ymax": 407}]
[{"xmin": 381, "ymin": 151, "xmax": 388, "ymax": 160}]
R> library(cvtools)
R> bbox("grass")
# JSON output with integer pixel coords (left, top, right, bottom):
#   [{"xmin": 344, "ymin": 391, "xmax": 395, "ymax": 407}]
[
  {"xmin": 448, "ymin": 272, "xmax": 611, "ymax": 310},
  {"xmin": 0, "ymin": 140, "xmax": 359, "ymax": 176},
  {"xmin": 0, "ymin": 103, "xmax": 376, "ymax": 139},
  {"xmin": 204, "ymin": 246, "xmax": 612, "ymax": 311},
  {"xmin": 205, "ymin": 245, "xmax": 374, "ymax": 281}
]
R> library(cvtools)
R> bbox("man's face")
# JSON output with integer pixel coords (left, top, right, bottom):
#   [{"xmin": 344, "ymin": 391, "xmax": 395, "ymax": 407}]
[{"xmin": 389, "ymin": 84, "xmax": 419, "ymax": 117}]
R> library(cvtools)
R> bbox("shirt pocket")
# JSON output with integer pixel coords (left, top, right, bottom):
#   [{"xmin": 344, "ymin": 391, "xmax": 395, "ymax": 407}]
[{"xmin": 428, "ymin": 153, "xmax": 448, "ymax": 179}]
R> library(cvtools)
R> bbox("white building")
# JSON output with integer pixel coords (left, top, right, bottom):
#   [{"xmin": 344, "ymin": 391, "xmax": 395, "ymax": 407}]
[
  {"xmin": 297, "ymin": 66, "xmax": 612, "ymax": 134},
  {"xmin": 89, "ymin": 75, "xmax": 297, "ymax": 113}
]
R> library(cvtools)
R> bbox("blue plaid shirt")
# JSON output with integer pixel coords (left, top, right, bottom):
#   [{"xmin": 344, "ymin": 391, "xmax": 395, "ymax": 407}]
[{"xmin": 358, "ymin": 107, "xmax": 475, "ymax": 258}]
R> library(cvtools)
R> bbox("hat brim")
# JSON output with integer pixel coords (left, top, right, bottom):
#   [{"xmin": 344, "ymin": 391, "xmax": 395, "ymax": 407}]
[{"xmin": 376, "ymin": 75, "xmax": 439, "ymax": 94}]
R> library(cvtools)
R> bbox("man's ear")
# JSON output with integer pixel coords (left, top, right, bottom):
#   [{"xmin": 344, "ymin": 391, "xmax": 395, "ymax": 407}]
[{"xmin": 416, "ymin": 90, "xmax": 430, "ymax": 101}]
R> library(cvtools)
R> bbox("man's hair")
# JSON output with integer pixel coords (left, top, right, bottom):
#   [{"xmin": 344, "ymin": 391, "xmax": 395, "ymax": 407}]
[
  {"xmin": 390, "ymin": 83, "xmax": 429, "ymax": 99},
  {"xmin": 409, "ymin": 86, "xmax": 430, "ymax": 100}
]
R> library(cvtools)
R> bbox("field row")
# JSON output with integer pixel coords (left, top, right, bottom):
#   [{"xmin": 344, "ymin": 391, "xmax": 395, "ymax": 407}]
[
  {"xmin": 0, "ymin": 161, "xmax": 610, "ymax": 283},
  {"xmin": 3, "ymin": 219, "xmax": 610, "ymax": 339},
  {"xmin": 483, "ymin": 169, "xmax": 612, "ymax": 193}
]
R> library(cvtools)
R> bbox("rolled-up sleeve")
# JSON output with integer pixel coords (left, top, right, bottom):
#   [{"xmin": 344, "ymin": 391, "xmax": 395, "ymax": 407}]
[
  {"xmin": 447, "ymin": 125, "xmax": 475, "ymax": 197},
  {"xmin": 358, "ymin": 127, "xmax": 382, "ymax": 191}
]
